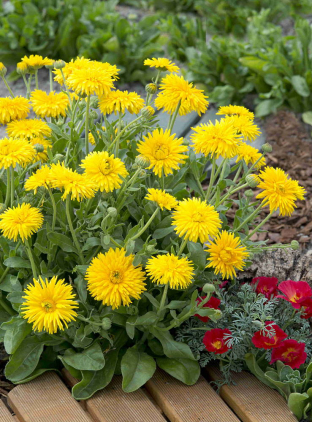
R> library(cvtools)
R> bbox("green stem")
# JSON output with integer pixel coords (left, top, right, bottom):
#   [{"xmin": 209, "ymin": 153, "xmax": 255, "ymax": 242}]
[
  {"xmin": 146, "ymin": 70, "xmax": 161, "ymax": 106},
  {"xmin": 25, "ymin": 238, "xmax": 38, "ymax": 279},
  {"xmin": 167, "ymin": 100, "xmax": 181, "ymax": 133},
  {"xmin": 158, "ymin": 284, "xmax": 169, "ymax": 316},
  {"xmin": 245, "ymin": 153, "xmax": 265, "ymax": 177},
  {"xmin": 85, "ymin": 95, "xmax": 90, "ymax": 156},
  {"xmin": 161, "ymin": 171, "xmax": 165, "ymax": 190},
  {"xmin": 205, "ymin": 156, "xmax": 216, "ymax": 201},
  {"xmin": 49, "ymin": 69, "xmax": 53, "ymax": 92},
  {"xmin": 245, "ymin": 211, "xmax": 273, "ymax": 241},
  {"xmin": 108, "ymin": 115, "xmax": 143, "ymax": 153},
  {"xmin": 129, "ymin": 208, "xmax": 159, "ymax": 242},
  {"xmin": 195, "ymin": 175, "xmax": 205, "ymax": 199},
  {"xmin": 217, "ymin": 183, "xmax": 249, "ymax": 207},
  {"xmin": 110, "ymin": 237, "xmax": 123, "ymax": 248},
  {"xmin": 26, "ymin": 75, "xmax": 32, "ymax": 99},
  {"xmin": 1, "ymin": 76, "xmax": 15, "ymax": 97},
  {"xmin": 177, "ymin": 238, "xmax": 188, "ymax": 256},
  {"xmin": 0, "ymin": 267, "xmax": 10, "ymax": 285},
  {"xmin": 66, "ymin": 196, "xmax": 85, "ymax": 264},
  {"xmin": 234, "ymin": 203, "xmax": 263, "ymax": 233},
  {"xmin": 35, "ymin": 70, "xmax": 39, "ymax": 89},
  {"xmin": 4, "ymin": 168, "xmax": 10, "ymax": 208},
  {"xmin": 115, "ymin": 112, "xmax": 122, "ymax": 157},
  {"xmin": 10, "ymin": 166, "xmax": 14, "ymax": 207},
  {"xmin": 48, "ymin": 187, "xmax": 57, "ymax": 231},
  {"xmin": 116, "ymin": 167, "xmax": 142, "ymax": 212}
]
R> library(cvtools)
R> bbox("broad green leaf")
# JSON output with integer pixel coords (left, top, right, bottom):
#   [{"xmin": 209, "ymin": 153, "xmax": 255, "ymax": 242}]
[
  {"xmin": 302, "ymin": 111, "xmax": 312, "ymax": 126},
  {"xmin": 3, "ymin": 317, "xmax": 32, "ymax": 354},
  {"xmin": 153, "ymin": 226, "xmax": 175, "ymax": 239},
  {"xmin": 129, "ymin": 312, "xmax": 159, "ymax": 326},
  {"xmin": 0, "ymin": 275, "xmax": 22, "ymax": 292},
  {"xmin": 187, "ymin": 242, "xmax": 207, "ymax": 271},
  {"xmin": 121, "ymin": 346, "xmax": 156, "ymax": 392},
  {"xmin": 3, "ymin": 257, "xmax": 31, "ymax": 269},
  {"xmin": 157, "ymin": 357, "xmax": 200, "ymax": 385},
  {"xmin": 62, "ymin": 342, "xmax": 105, "ymax": 371},
  {"xmin": 288, "ymin": 393, "xmax": 308, "ymax": 420},
  {"xmin": 291, "ymin": 75, "xmax": 310, "ymax": 97},
  {"xmin": 150, "ymin": 328, "xmax": 195, "ymax": 361},
  {"xmin": 47, "ymin": 232, "xmax": 77, "ymax": 253}
]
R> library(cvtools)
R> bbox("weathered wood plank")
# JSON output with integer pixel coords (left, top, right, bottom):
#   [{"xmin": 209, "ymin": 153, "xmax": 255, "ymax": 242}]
[
  {"xmin": 8, "ymin": 372, "xmax": 92, "ymax": 422},
  {"xmin": 206, "ymin": 366, "xmax": 297, "ymax": 422},
  {"xmin": 145, "ymin": 369, "xmax": 240, "ymax": 422},
  {"xmin": 0, "ymin": 400, "xmax": 16, "ymax": 421}
]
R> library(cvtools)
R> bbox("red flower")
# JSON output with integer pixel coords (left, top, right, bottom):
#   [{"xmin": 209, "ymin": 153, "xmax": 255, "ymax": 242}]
[
  {"xmin": 219, "ymin": 280, "xmax": 229, "ymax": 289},
  {"xmin": 270, "ymin": 339, "xmax": 307, "ymax": 369},
  {"xmin": 195, "ymin": 296, "xmax": 221, "ymax": 323},
  {"xmin": 299, "ymin": 298, "xmax": 312, "ymax": 319},
  {"xmin": 203, "ymin": 328, "xmax": 232, "ymax": 355},
  {"xmin": 252, "ymin": 321, "xmax": 287, "ymax": 349},
  {"xmin": 251, "ymin": 277, "xmax": 278, "ymax": 299},
  {"xmin": 276, "ymin": 280, "xmax": 312, "ymax": 309}
]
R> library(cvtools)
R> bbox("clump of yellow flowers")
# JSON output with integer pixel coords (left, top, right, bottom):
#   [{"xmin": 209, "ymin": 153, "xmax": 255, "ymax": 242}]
[{"xmin": 0, "ymin": 55, "xmax": 305, "ymax": 398}]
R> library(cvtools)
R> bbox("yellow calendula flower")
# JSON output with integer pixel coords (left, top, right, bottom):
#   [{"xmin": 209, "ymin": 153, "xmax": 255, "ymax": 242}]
[
  {"xmin": 256, "ymin": 167, "xmax": 305, "ymax": 216},
  {"xmin": 206, "ymin": 231, "xmax": 249, "ymax": 279},
  {"xmin": 236, "ymin": 143, "xmax": 265, "ymax": 169},
  {"xmin": 99, "ymin": 90, "xmax": 144, "ymax": 115},
  {"xmin": 53, "ymin": 57, "xmax": 91, "ymax": 85},
  {"xmin": 191, "ymin": 118, "xmax": 241, "ymax": 159},
  {"xmin": 145, "ymin": 188, "xmax": 178, "ymax": 210},
  {"xmin": 6, "ymin": 118, "xmax": 51, "ymax": 139},
  {"xmin": 144, "ymin": 58, "xmax": 179, "ymax": 73},
  {"xmin": 155, "ymin": 74, "xmax": 208, "ymax": 116},
  {"xmin": 16, "ymin": 61, "xmax": 28, "ymax": 75},
  {"xmin": 0, "ymin": 138, "xmax": 35, "ymax": 169},
  {"xmin": 21, "ymin": 55, "xmax": 53, "ymax": 70},
  {"xmin": 172, "ymin": 198, "xmax": 221, "ymax": 243},
  {"xmin": 0, "ymin": 203, "xmax": 43, "ymax": 242},
  {"xmin": 89, "ymin": 132, "xmax": 96, "ymax": 146},
  {"xmin": 28, "ymin": 137, "xmax": 52, "ymax": 162},
  {"xmin": 86, "ymin": 248, "xmax": 146, "ymax": 309},
  {"xmin": 50, "ymin": 163, "xmax": 96, "ymax": 201},
  {"xmin": 31, "ymin": 90, "xmax": 69, "ymax": 118},
  {"xmin": 146, "ymin": 254, "xmax": 194, "ymax": 289},
  {"xmin": 228, "ymin": 115, "xmax": 260, "ymax": 142},
  {"xmin": 66, "ymin": 65, "xmax": 114, "ymax": 97},
  {"xmin": 25, "ymin": 165, "xmax": 53, "ymax": 194},
  {"xmin": 137, "ymin": 129, "xmax": 188, "ymax": 177},
  {"xmin": 81, "ymin": 151, "xmax": 128, "ymax": 193},
  {"xmin": 217, "ymin": 105, "xmax": 254, "ymax": 121},
  {"xmin": 21, "ymin": 276, "xmax": 78, "ymax": 334},
  {"xmin": 0, "ymin": 97, "xmax": 30, "ymax": 125}
]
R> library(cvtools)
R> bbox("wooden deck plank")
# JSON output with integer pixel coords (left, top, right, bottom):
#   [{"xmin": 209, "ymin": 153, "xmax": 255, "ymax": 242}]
[
  {"xmin": 7, "ymin": 372, "xmax": 92, "ymax": 422},
  {"xmin": 0, "ymin": 400, "xmax": 16, "ymax": 421},
  {"xmin": 206, "ymin": 367, "xmax": 297, "ymax": 422},
  {"xmin": 145, "ymin": 369, "xmax": 240, "ymax": 422}
]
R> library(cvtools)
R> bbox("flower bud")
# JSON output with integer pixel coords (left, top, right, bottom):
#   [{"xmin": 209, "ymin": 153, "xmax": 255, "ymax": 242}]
[
  {"xmin": 16, "ymin": 62, "xmax": 28, "ymax": 76},
  {"xmin": 139, "ymin": 170, "xmax": 147, "ymax": 178},
  {"xmin": 107, "ymin": 207, "xmax": 117, "ymax": 218},
  {"xmin": 135, "ymin": 155, "xmax": 150, "ymax": 168},
  {"xmin": 54, "ymin": 60, "xmax": 66, "ymax": 69},
  {"xmin": 141, "ymin": 106, "xmax": 155, "ymax": 119},
  {"xmin": 90, "ymin": 97, "xmax": 99, "ymax": 108},
  {"xmin": 101, "ymin": 318, "xmax": 112, "ymax": 330},
  {"xmin": 291, "ymin": 240, "xmax": 299, "ymax": 250},
  {"xmin": 145, "ymin": 83, "xmax": 157, "ymax": 94},
  {"xmin": 246, "ymin": 174, "xmax": 260, "ymax": 188},
  {"xmin": 52, "ymin": 154, "xmax": 64, "ymax": 163},
  {"xmin": 252, "ymin": 320, "xmax": 263, "ymax": 329},
  {"xmin": 203, "ymin": 283, "xmax": 215, "ymax": 294},
  {"xmin": 262, "ymin": 143, "xmax": 273, "ymax": 153},
  {"xmin": 45, "ymin": 63, "xmax": 55, "ymax": 70},
  {"xmin": 0, "ymin": 63, "xmax": 7, "ymax": 77},
  {"xmin": 245, "ymin": 189, "xmax": 254, "ymax": 197},
  {"xmin": 89, "ymin": 110, "xmax": 98, "ymax": 120},
  {"xmin": 214, "ymin": 309, "xmax": 222, "ymax": 320},
  {"xmin": 34, "ymin": 143, "xmax": 45, "ymax": 153},
  {"xmin": 146, "ymin": 244, "xmax": 156, "ymax": 253}
]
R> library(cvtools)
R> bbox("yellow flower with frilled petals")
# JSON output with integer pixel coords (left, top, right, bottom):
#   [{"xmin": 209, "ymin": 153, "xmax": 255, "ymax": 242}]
[
  {"xmin": 66, "ymin": 66, "xmax": 114, "ymax": 96},
  {"xmin": 206, "ymin": 231, "xmax": 249, "ymax": 279},
  {"xmin": 172, "ymin": 198, "xmax": 221, "ymax": 243},
  {"xmin": 227, "ymin": 115, "xmax": 260, "ymax": 142},
  {"xmin": 146, "ymin": 254, "xmax": 194, "ymax": 289},
  {"xmin": 256, "ymin": 167, "xmax": 305, "ymax": 216},
  {"xmin": 86, "ymin": 248, "xmax": 146, "ymax": 309},
  {"xmin": 31, "ymin": 90, "xmax": 69, "ymax": 118},
  {"xmin": 155, "ymin": 74, "xmax": 208, "ymax": 116},
  {"xmin": 144, "ymin": 58, "xmax": 179, "ymax": 73},
  {"xmin": 28, "ymin": 137, "xmax": 52, "ymax": 162},
  {"xmin": 21, "ymin": 55, "xmax": 53, "ymax": 70},
  {"xmin": 6, "ymin": 118, "xmax": 51, "ymax": 139},
  {"xmin": 99, "ymin": 90, "xmax": 144, "ymax": 115},
  {"xmin": 145, "ymin": 188, "xmax": 178, "ymax": 210},
  {"xmin": 0, "ymin": 138, "xmax": 35, "ymax": 169},
  {"xmin": 21, "ymin": 276, "xmax": 78, "ymax": 334},
  {"xmin": 137, "ymin": 129, "xmax": 187, "ymax": 177},
  {"xmin": 217, "ymin": 105, "xmax": 254, "ymax": 121},
  {"xmin": 0, "ymin": 203, "xmax": 43, "ymax": 242},
  {"xmin": 0, "ymin": 97, "xmax": 30, "ymax": 125},
  {"xmin": 191, "ymin": 118, "xmax": 241, "ymax": 159},
  {"xmin": 25, "ymin": 165, "xmax": 53, "ymax": 194},
  {"xmin": 236, "ymin": 143, "xmax": 265, "ymax": 169},
  {"xmin": 50, "ymin": 163, "xmax": 96, "ymax": 201},
  {"xmin": 80, "ymin": 151, "xmax": 128, "ymax": 193}
]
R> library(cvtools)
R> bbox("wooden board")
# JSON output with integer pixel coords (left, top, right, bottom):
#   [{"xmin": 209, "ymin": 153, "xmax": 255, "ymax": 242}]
[
  {"xmin": 206, "ymin": 367, "xmax": 297, "ymax": 422},
  {"xmin": 145, "ymin": 369, "xmax": 240, "ymax": 422},
  {"xmin": 0, "ymin": 400, "xmax": 16, "ymax": 421},
  {"xmin": 7, "ymin": 372, "xmax": 92, "ymax": 422}
]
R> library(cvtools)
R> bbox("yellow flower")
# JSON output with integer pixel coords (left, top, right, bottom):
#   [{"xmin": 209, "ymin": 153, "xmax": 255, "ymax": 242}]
[
  {"xmin": 144, "ymin": 58, "xmax": 179, "ymax": 73},
  {"xmin": 137, "ymin": 128, "xmax": 188, "ymax": 177},
  {"xmin": 0, "ymin": 97, "xmax": 30, "ymax": 125},
  {"xmin": 217, "ymin": 105, "xmax": 254, "ymax": 121},
  {"xmin": 21, "ymin": 276, "xmax": 78, "ymax": 334},
  {"xmin": 16, "ymin": 62, "xmax": 28, "ymax": 75},
  {"xmin": 53, "ymin": 57, "xmax": 91, "ymax": 85},
  {"xmin": 228, "ymin": 115, "xmax": 260, "ymax": 141},
  {"xmin": 89, "ymin": 132, "xmax": 96, "ymax": 146},
  {"xmin": 0, "ymin": 138, "xmax": 35, "ymax": 169},
  {"xmin": 236, "ymin": 143, "xmax": 265, "ymax": 169},
  {"xmin": 256, "ymin": 167, "xmax": 305, "ymax": 216},
  {"xmin": 81, "ymin": 151, "xmax": 128, "ymax": 192},
  {"xmin": 21, "ymin": 55, "xmax": 53, "ymax": 70},
  {"xmin": 28, "ymin": 137, "xmax": 52, "ymax": 162},
  {"xmin": 25, "ymin": 165, "xmax": 53, "ymax": 194},
  {"xmin": 86, "ymin": 248, "xmax": 146, "ymax": 309},
  {"xmin": 0, "ymin": 62, "xmax": 5, "ymax": 72},
  {"xmin": 31, "ymin": 90, "xmax": 69, "ymax": 118},
  {"xmin": 191, "ymin": 118, "xmax": 241, "ymax": 159},
  {"xmin": 50, "ymin": 163, "xmax": 96, "ymax": 201},
  {"xmin": 146, "ymin": 254, "xmax": 194, "ymax": 289},
  {"xmin": 155, "ymin": 74, "xmax": 208, "ymax": 116},
  {"xmin": 0, "ymin": 203, "xmax": 43, "ymax": 242},
  {"xmin": 206, "ymin": 231, "xmax": 249, "ymax": 279},
  {"xmin": 66, "ymin": 66, "xmax": 114, "ymax": 97},
  {"xmin": 99, "ymin": 90, "xmax": 144, "ymax": 115},
  {"xmin": 172, "ymin": 198, "xmax": 221, "ymax": 243},
  {"xmin": 6, "ymin": 118, "xmax": 51, "ymax": 139},
  {"xmin": 145, "ymin": 188, "xmax": 178, "ymax": 210}
]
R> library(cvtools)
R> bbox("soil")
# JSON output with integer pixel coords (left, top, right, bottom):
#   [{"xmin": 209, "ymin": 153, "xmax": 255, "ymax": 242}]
[{"xmin": 0, "ymin": 344, "xmax": 13, "ymax": 396}]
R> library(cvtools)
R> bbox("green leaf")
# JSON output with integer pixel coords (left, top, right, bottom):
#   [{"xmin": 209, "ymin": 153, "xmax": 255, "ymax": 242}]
[
  {"xmin": 187, "ymin": 242, "xmax": 207, "ymax": 271},
  {"xmin": 62, "ymin": 342, "xmax": 105, "ymax": 371},
  {"xmin": 0, "ymin": 275, "xmax": 22, "ymax": 292},
  {"xmin": 302, "ymin": 111, "xmax": 312, "ymax": 126},
  {"xmin": 288, "ymin": 393, "xmax": 309, "ymax": 420},
  {"xmin": 157, "ymin": 357, "xmax": 200, "ymax": 385},
  {"xmin": 244, "ymin": 353, "xmax": 277, "ymax": 390},
  {"xmin": 291, "ymin": 75, "xmax": 310, "ymax": 97},
  {"xmin": 5, "ymin": 336, "xmax": 44, "ymax": 383},
  {"xmin": 121, "ymin": 346, "xmax": 156, "ymax": 392},
  {"xmin": 3, "ymin": 257, "xmax": 31, "ymax": 269},
  {"xmin": 150, "ymin": 328, "xmax": 195, "ymax": 361},
  {"xmin": 153, "ymin": 226, "xmax": 175, "ymax": 239},
  {"xmin": 47, "ymin": 232, "xmax": 77, "ymax": 253},
  {"xmin": 72, "ymin": 349, "xmax": 119, "ymax": 400},
  {"xmin": 3, "ymin": 317, "xmax": 32, "ymax": 354},
  {"xmin": 129, "ymin": 312, "xmax": 159, "ymax": 326}
]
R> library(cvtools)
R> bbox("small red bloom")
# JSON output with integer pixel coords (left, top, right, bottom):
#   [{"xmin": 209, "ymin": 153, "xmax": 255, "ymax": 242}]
[
  {"xmin": 219, "ymin": 280, "xmax": 229, "ymax": 289},
  {"xmin": 252, "ymin": 321, "xmax": 287, "ymax": 350},
  {"xmin": 203, "ymin": 328, "xmax": 232, "ymax": 355},
  {"xmin": 276, "ymin": 280, "xmax": 312, "ymax": 309},
  {"xmin": 299, "ymin": 298, "xmax": 312, "ymax": 319},
  {"xmin": 270, "ymin": 339, "xmax": 307, "ymax": 369},
  {"xmin": 251, "ymin": 277, "xmax": 278, "ymax": 299},
  {"xmin": 195, "ymin": 296, "xmax": 221, "ymax": 323}
]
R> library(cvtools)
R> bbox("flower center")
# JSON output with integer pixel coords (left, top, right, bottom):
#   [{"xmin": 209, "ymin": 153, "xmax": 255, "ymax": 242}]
[
  {"xmin": 274, "ymin": 182, "xmax": 286, "ymax": 194},
  {"xmin": 212, "ymin": 340, "xmax": 222, "ymax": 349},
  {"xmin": 154, "ymin": 144, "xmax": 169, "ymax": 160},
  {"xmin": 220, "ymin": 249, "xmax": 233, "ymax": 262},
  {"xmin": 192, "ymin": 212, "xmax": 204, "ymax": 223},
  {"xmin": 99, "ymin": 159, "xmax": 112, "ymax": 175},
  {"xmin": 41, "ymin": 300, "xmax": 55, "ymax": 313},
  {"xmin": 110, "ymin": 270, "xmax": 123, "ymax": 284},
  {"xmin": 282, "ymin": 348, "xmax": 296, "ymax": 360}
]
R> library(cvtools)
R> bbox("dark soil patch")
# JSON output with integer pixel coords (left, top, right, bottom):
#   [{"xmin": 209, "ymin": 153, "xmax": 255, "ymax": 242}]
[{"xmin": 0, "ymin": 344, "xmax": 13, "ymax": 395}]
